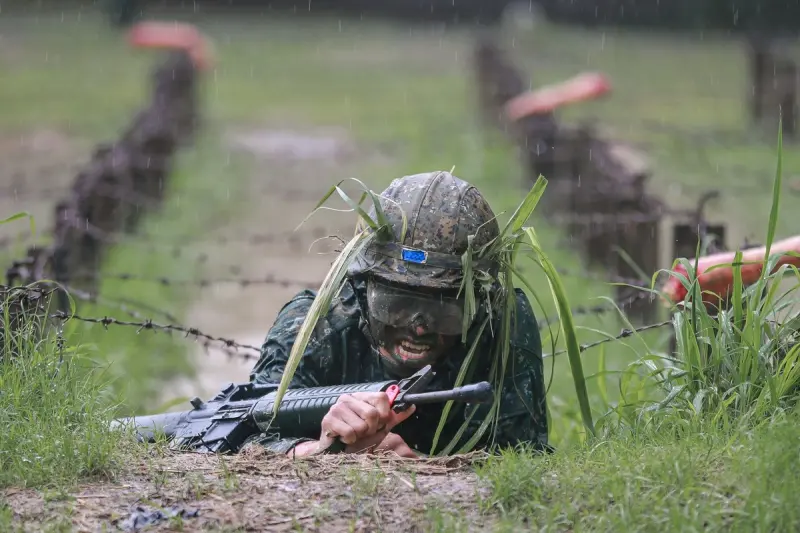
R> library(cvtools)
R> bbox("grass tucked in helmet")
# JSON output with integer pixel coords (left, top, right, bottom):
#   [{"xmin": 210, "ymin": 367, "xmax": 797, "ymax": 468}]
[{"xmin": 264, "ymin": 171, "xmax": 595, "ymax": 455}]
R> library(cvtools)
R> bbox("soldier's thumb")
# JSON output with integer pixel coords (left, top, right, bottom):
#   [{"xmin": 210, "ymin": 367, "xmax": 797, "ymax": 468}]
[{"xmin": 386, "ymin": 404, "xmax": 416, "ymax": 431}]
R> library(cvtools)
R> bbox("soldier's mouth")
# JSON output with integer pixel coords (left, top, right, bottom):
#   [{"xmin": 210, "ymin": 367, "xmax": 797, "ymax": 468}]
[
  {"xmin": 395, "ymin": 339, "xmax": 435, "ymax": 359},
  {"xmin": 379, "ymin": 334, "xmax": 440, "ymax": 362}
]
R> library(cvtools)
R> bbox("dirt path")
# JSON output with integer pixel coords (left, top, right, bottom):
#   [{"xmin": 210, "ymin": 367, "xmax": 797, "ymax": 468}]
[
  {"xmin": 4, "ymin": 448, "xmax": 489, "ymax": 532},
  {"xmin": 163, "ymin": 125, "xmax": 395, "ymax": 404}
]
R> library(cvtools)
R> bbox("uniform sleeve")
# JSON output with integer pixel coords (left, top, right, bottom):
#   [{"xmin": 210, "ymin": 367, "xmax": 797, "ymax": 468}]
[
  {"xmin": 495, "ymin": 289, "xmax": 550, "ymax": 451},
  {"xmin": 461, "ymin": 289, "xmax": 551, "ymax": 454},
  {"xmin": 247, "ymin": 289, "xmax": 336, "ymax": 454}
]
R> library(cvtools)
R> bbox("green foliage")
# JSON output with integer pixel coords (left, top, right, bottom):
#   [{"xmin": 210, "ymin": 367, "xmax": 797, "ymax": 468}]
[
  {"xmin": 476, "ymin": 410, "xmax": 800, "ymax": 531},
  {"xmin": 474, "ymin": 124, "xmax": 800, "ymax": 530},
  {"xmin": 595, "ymin": 123, "xmax": 800, "ymax": 432},
  {"xmin": 0, "ymin": 309, "xmax": 123, "ymax": 489}
]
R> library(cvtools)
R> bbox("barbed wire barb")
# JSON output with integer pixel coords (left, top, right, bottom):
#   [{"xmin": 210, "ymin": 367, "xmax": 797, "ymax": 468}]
[
  {"xmin": 544, "ymin": 319, "xmax": 673, "ymax": 359},
  {"xmin": 49, "ymin": 310, "xmax": 262, "ymax": 361}
]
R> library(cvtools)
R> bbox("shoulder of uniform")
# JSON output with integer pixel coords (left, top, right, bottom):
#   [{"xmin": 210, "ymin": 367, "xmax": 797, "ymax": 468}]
[
  {"xmin": 327, "ymin": 279, "xmax": 365, "ymax": 321},
  {"xmin": 271, "ymin": 289, "xmax": 317, "ymax": 322},
  {"xmin": 278, "ymin": 288, "xmax": 317, "ymax": 310},
  {"xmin": 509, "ymin": 288, "xmax": 542, "ymax": 354},
  {"xmin": 512, "ymin": 288, "xmax": 537, "ymax": 322},
  {"xmin": 272, "ymin": 282, "xmax": 363, "ymax": 340}
]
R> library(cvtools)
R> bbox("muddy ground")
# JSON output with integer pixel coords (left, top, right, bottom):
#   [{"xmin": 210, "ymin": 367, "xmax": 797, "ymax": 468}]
[{"xmin": 4, "ymin": 447, "xmax": 490, "ymax": 532}]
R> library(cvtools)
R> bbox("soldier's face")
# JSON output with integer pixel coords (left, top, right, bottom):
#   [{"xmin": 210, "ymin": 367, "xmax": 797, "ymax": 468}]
[
  {"xmin": 377, "ymin": 324, "xmax": 459, "ymax": 376},
  {"xmin": 366, "ymin": 278, "xmax": 464, "ymax": 376}
]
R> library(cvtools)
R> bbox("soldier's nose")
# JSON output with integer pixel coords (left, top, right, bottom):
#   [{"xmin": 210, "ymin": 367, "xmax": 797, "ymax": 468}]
[{"xmin": 409, "ymin": 313, "xmax": 431, "ymax": 336}]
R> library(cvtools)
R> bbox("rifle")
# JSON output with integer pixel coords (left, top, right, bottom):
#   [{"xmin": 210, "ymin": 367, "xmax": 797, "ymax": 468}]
[{"xmin": 111, "ymin": 365, "xmax": 493, "ymax": 454}]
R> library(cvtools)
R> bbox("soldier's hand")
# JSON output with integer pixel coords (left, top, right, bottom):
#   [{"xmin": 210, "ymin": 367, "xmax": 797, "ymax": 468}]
[
  {"xmin": 374, "ymin": 432, "xmax": 418, "ymax": 459},
  {"xmin": 320, "ymin": 392, "xmax": 415, "ymax": 449},
  {"xmin": 287, "ymin": 392, "xmax": 415, "ymax": 458}
]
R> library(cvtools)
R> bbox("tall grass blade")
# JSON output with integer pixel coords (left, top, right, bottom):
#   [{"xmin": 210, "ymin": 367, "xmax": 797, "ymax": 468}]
[
  {"xmin": 764, "ymin": 119, "xmax": 783, "ymax": 262},
  {"xmin": 522, "ymin": 227, "xmax": 595, "ymax": 438},
  {"xmin": 0, "ymin": 211, "xmax": 36, "ymax": 238},
  {"xmin": 267, "ymin": 230, "xmax": 377, "ymax": 422},
  {"xmin": 484, "ymin": 176, "xmax": 547, "ymax": 258},
  {"xmin": 732, "ymin": 250, "xmax": 744, "ymax": 328},
  {"xmin": 429, "ymin": 315, "xmax": 489, "ymax": 455}
]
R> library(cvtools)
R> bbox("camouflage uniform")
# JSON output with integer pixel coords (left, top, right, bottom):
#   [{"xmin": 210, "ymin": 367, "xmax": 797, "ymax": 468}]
[{"xmin": 249, "ymin": 171, "xmax": 550, "ymax": 456}]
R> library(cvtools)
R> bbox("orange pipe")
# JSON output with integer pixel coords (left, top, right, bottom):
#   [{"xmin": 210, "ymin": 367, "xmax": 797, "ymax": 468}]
[
  {"xmin": 504, "ymin": 72, "xmax": 611, "ymax": 121},
  {"xmin": 127, "ymin": 21, "xmax": 214, "ymax": 71},
  {"xmin": 662, "ymin": 235, "xmax": 800, "ymax": 305}
]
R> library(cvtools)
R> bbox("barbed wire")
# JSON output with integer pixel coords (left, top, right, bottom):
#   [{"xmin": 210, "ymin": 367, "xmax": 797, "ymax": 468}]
[
  {"xmin": 45, "ymin": 266, "xmax": 655, "ymax": 294},
  {"xmin": 49, "ymin": 310, "xmax": 263, "ymax": 360},
  {"xmin": 543, "ymin": 320, "xmax": 673, "ymax": 360},
  {"xmin": 554, "ymin": 267, "xmax": 652, "ymax": 288},
  {"xmin": 52, "ymin": 271, "xmax": 322, "ymax": 289},
  {"xmin": 62, "ymin": 284, "xmax": 182, "ymax": 324},
  {"xmin": 538, "ymin": 290, "xmax": 656, "ymax": 328},
  {"xmin": 48, "ymin": 304, "xmax": 673, "ymax": 365}
]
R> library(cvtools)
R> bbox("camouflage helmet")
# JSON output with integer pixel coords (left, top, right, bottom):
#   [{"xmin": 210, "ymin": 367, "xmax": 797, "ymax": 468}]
[{"xmin": 347, "ymin": 170, "xmax": 500, "ymax": 291}]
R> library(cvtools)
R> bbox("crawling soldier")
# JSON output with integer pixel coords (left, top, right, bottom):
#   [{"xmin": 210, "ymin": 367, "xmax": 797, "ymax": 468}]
[{"xmin": 249, "ymin": 170, "xmax": 549, "ymax": 458}]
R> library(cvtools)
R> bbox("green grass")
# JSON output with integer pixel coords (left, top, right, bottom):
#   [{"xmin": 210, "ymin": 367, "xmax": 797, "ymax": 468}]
[
  {"xmin": 2, "ymin": 6, "xmax": 800, "ymax": 522},
  {"xmin": 476, "ymin": 410, "xmax": 800, "ymax": 532},
  {"xmin": 470, "ymin": 119, "xmax": 800, "ymax": 530},
  {"xmin": 0, "ymin": 307, "xmax": 122, "ymax": 488}
]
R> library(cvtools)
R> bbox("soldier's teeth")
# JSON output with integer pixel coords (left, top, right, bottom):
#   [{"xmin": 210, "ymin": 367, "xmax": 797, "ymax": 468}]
[{"xmin": 400, "ymin": 340, "xmax": 431, "ymax": 353}]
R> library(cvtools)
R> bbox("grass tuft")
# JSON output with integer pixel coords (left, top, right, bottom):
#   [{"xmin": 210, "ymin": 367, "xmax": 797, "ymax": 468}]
[{"xmin": 0, "ymin": 307, "xmax": 123, "ymax": 489}]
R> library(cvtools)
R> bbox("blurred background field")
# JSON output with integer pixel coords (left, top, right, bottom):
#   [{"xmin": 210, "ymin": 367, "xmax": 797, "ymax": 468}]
[{"xmin": 1, "ymin": 0, "xmax": 796, "ymax": 447}]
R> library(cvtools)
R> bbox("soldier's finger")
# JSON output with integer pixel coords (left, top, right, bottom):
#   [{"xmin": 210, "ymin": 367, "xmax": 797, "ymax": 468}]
[
  {"xmin": 386, "ymin": 441, "xmax": 418, "ymax": 459},
  {"xmin": 339, "ymin": 396, "xmax": 382, "ymax": 433},
  {"xmin": 335, "ymin": 405, "xmax": 374, "ymax": 440},
  {"xmin": 346, "ymin": 429, "xmax": 391, "ymax": 454},
  {"xmin": 322, "ymin": 417, "xmax": 360, "ymax": 444},
  {"xmin": 350, "ymin": 392, "xmax": 391, "ymax": 420}
]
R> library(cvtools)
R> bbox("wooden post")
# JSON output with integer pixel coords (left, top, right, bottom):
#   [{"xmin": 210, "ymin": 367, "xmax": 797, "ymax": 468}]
[
  {"xmin": 613, "ymin": 211, "xmax": 662, "ymax": 324},
  {"xmin": 748, "ymin": 34, "xmax": 769, "ymax": 123},
  {"xmin": 671, "ymin": 223, "xmax": 727, "ymax": 263}
]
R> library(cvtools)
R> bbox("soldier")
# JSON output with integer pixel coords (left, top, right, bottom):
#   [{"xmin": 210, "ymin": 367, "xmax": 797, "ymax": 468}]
[{"xmin": 249, "ymin": 170, "xmax": 549, "ymax": 458}]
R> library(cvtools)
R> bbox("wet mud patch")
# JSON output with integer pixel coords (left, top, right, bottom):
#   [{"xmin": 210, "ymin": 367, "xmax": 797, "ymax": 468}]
[
  {"xmin": 225, "ymin": 125, "xmax": 395, "ymax": 167},
  {"xmin": 227, "ymin": 129, "xmax": 352, "ymax": 161},
  {"xmin": 2, "ymin": 448, "xmax": 492, "ymax": 532}
]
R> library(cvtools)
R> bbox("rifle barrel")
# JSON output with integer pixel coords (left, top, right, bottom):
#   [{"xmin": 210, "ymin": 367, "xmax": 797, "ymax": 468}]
[{"xmin": 402, "ymin": 381, "xmax": 492, "ymax": 405}]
